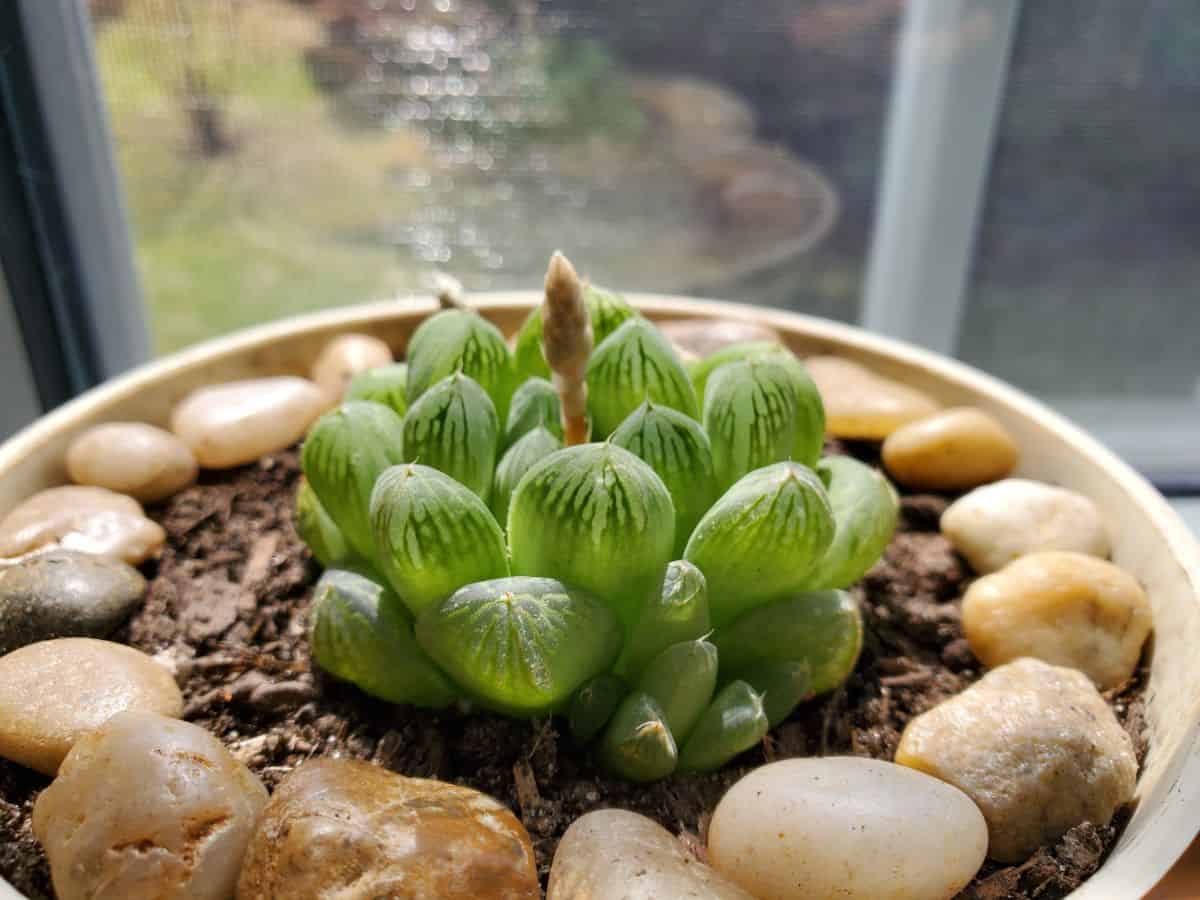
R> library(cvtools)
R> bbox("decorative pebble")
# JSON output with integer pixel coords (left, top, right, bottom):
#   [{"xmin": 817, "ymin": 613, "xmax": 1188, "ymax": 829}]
[
  {"xmin": 881, "ymin": 407, "xmax": 1018, "ymax": 490},
  {"xmin": 963, "ymin": 551, "xmax": 1151, "ymax": 689},
  {"xmin": 65, "ymin": 422, "xmax": 198, "ymax": 502},
  {"xmin": 805, "ymin": 355, "xmax": 941, "ymax": 439},
  {"xmin": 0, "ymin": 637, "xmax": 183, "ymax": 775},
  {"xmin": 548, "ymin": 809, "xmax": 755, "ymax": 900},
  {"xmin": 657, "ymin": 318, "xmax": 783, "ymax": 361},
  {"xmin": 170, "ymin": 376, "xmax": 327, "ymax": 469},
  {"xmin": 237, "ymin": 758, "xmax": 539, "ymax": 899},
  {"xmin": 708, "ymin": 756, "xmax": 987, "ymax": 900},
  {"xmin": 310, "ymin": 333, "xmax": 393, "ymax": 400},
  {"xmin": 0, "ymin": 485, "xmax": 165, "ymax": 564},
  {"xmin": 0, "ymin": 550, "xmax": 146, "ymax": 655},
  {"xmin": 896, "ymin": 657, "xmax": 1137, "ymax": 862},
  {"xmin": 33, "ymin": 710, "xmax": 267, "ymax": 900},
  {"xmin": 940, "ymin": 478, "xmax": 1110, "ymax": 574}
]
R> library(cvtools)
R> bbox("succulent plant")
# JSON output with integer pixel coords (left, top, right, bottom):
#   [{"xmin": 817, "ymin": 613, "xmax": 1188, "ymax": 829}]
[
  {"xmin": 713, "ymin": 590, "xmax": 864, "ymax": 696},
  {"xmin": 684, "ymin": 461, "xmax": 836, "ymax": 627},
  {"xmin": 610, "ymin": 402, "xmax": 719, "ymax": 558},
  {"xmin": 568, "ymin": 674, "xmax": 628, "ymax": 745},
  {"xmin": 301, "ymin": 401, "xmax": 407, "ymax": 559},
  {"xmin": 294, "ymin": 478, "xmax": 349, "ymax": 568},
  {"xmin": 585, "ymin": 318, "xmax": 699, "ymax": 438},
  {"xmin": 514, "ymin": 283, "xmax": 637, "ymax": 381},
  {"xmin": 636, "ymin": 639, "xmax": 718, "ymax": 742},
  {"xmin": 401, "ymin": 372, "xmax": 499, "ymax": 502},
  {"xmin": 677, "ymin": 680, "xmax": 768, "ymax": 773},
  {"xmin": 801, "ymin": 456, "xmax": 899, "ymax": 590},
  {"xmin": 600, "ymin": 691, "xmax": 678, "ymax": 782},
  {"xmin": 405, "ymin": 309, "xmax": 515, "ymax": 422},
  {"xmin": 415, "ymin": 576, "xmax": 623, "ymax": 717},
  {"xmin": 734, "ymin": 660, "xmax": 811, "ymax": 728},
  {"xmin": 370, "ymin": 463, "xmax": 509, "ymax": 616},
  {"xmin": 703, "ymin": 358, "xmax": 802, "ymax": 491},
  {"xmin": 616, "ymin": 559, "xmax": 710, "ymax": 679},
  {"xmin": 345, "ymin": 362, "xmax": 409, "ymax": 417},
  {"xmin": 504, "ymin": 376, "xmax": 564, "ymax": 447},
  {"xmin": 309, "ymin": 568, "xmax": 459, "ymax": 708},
  {"xmin": 491, "ymin": 426, "xmax": 563, "ymax": 526},
  {"xmin": 508, "ymin": 442, "xmax": 675, "ymax": 633}
]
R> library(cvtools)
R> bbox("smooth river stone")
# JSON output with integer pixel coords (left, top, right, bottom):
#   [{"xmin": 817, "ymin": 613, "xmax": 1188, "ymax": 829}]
[
  {"xmin": 236, "ymin": 758, "xmax": 540, "ymax": 900},
  {"xmin": 709, "ymin": 756, "xmax": 987, "ymax": 900},
  {"xmin": 881, "ymin": 407, "xmax": 1018, "ymax": 491},
  {"xmin": 940, "ymin": 478, "xmax": 1110, "ymax": 574},
  {"xmin": 0, "ymin": 637, "xmax": 183, "ymax": 775},
  {"xmin": 310, "ymin": 333, "xmax": 394, "ymax": 400},
  {"xmin": 896, "ymin": 657, "xmax": 1137, "ymax": 863},
  {"xmin": 548, "ymin": 809, "xmax": 755, "ymax": 900},
  {"xmin": 171, "ymin": 376, "xmax": 328, "ymax": 469},
  {"xmin": 657, "ymin": 318, "xmax": 783, "ymax": 361},
  {"xmin": 33, "ymin": 710, "xmax": 268, "ymax": 900},
  {"xmin": 805, "ymin": 355, "xmax": 941, "ymax": 440},
  {"xmin": 0, "ymin": 485, "xmax": 166, "ymax": 565},
  {"xmin": 0, "ymin": 550, "xmax": 146, "ymax": 654},
  {"xmin": 963, "ymin": 551, "xmax": 1152, "ymax": 689},
  {"xmin": 66, "ymin": 422, "xmax": 198, "ymax": 503}
]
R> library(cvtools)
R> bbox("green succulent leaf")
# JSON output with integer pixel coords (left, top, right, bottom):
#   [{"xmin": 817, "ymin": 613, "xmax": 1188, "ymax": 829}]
[
  {"xmin": 600, "ymin": 691, "xmax": 678, "ymax": 782},
  {"xmin": 733, "ymin": 660, "xmax": 812, "ymax": 729},
  {"xmin": 684, "ymin": 461, "xmax": 835, "ymax": 627},
  {"xmin": 345, "ymin": 363, "xmax": 409, "ymax": 418},
  {"xmin": 508, "ymin": 443, "xmax": 675, "ymax": 633},
  {"xmin": 505, "ymin": 376, "xmax": 564, "ymax": 447},
  {"xmin": 568, "ymin": 673, "xmax": 629, "ymax": 745},
  {"xmin": 491, "ymin": 426, "xmax": 562, "ymax": 526},
  {"xmin": 616, "ymin": 559, "xmax": 711, "ymax": 679},
  {"xmin": 636, "ymin": 639, "xmax": 718, "ymax": 743},
  {"xmin": 401, "ymin": 373, "xmax": 499, "ymax": 501},
  {"xmin": 801, "ymin": 456, "xmax": 899, "ymax": 590},
  {"xmin": 609, "ymin": 402, "xmax": 719, "ymax": 558},
  {"xmin": 309, "ymin": 568, "xmax": 458, "ymax": 708},
  {"xmin": 703, "ymin": 359, "xmax": 801, "ymax": 491},
  {"xmin": 677, "ymin": 680, "xmax": 768, "ymax": 773},
  {"xmin": 405, "ymin": 309, "xmax": 515, "ymax": 422},
  {"xmin": 585, "ymin": 318, "xmax": 699, "ymax": 438},
  {"xmin": 370, "ymin": 464, "xmax": 509, "ymax": 616},
  {"xmin": 415, "ymin": 576, "xmax": 623, "ymax": 717},
  {"xmin": 514, "ymin": 283, "xmax": 637, "ymax": 381},
  {"xmin": 294, "ymin": 478, "xmax": 350, "ymax": 567},
  {"xmin": 712, "ymin": 590, "xmax": 864, "ymax": 696},
  {"xmin": 300, "ymin": 401, "xmax": 407, "ymax": 559}
]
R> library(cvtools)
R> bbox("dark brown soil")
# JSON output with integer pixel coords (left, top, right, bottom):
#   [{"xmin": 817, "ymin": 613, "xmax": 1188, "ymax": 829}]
[{"xmin": 0, "ymin": 445, "xmax": 1148, "ymax": 900}]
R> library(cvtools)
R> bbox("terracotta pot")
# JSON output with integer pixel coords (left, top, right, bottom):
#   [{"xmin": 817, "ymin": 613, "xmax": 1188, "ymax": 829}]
[{"xmin": 1, "ymin": 294, "xmax": 1198, "ymax": 899}]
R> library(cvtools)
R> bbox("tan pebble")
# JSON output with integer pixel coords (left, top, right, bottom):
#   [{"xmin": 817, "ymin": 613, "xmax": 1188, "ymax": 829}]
[
  {"xmin": 657, "ymin": 318, "xmax": 783, "ymax": 360},
  {"xmin": 896, "ymin": 657, "xmax": 1136, "ymax": 862},
  {"xmin": 310, "ymin": 333, "xmax": 393, "ymax": 400},
  {"xmin": 237, "ymin": 758, "xmax": 539, "ymax": 900},
  {"xmin": 33, "ymin": 710, "xmax": 267, "ymax": 900},
  {"xmin": 0, "ymin": 638, "xmax": 183, "ymax": 775},
  {"xmin": 66, "ymin": 422, "xmax": 198, "ymax": 503},
  {"xmin": 941, "ymin": 478, "xmax": 1109, "ymax": 573},
  {"xmin": 0, "ymin": 485, "xmax": 165, "ymax": 564},
  {"xmin": 963, "ymin": 551, "xmax": 1151, "ymax": 689},
  {"xmin": 882, "ymin": 407, "xmax": 1018, "ymax": 490},
  {"xmin": 806, "ymin": 355, "xmax": 940, "ymax": 439},
  {"xmin": 171, "ymin": 376, "xmax": 327, "ymax": 469}
]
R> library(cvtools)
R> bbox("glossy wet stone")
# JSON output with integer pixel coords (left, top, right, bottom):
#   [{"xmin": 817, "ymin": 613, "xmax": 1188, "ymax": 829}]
[
  {"xmin": 310, "ymin": 333, "xmax": 393, "ymax": 399},
  {"xmin": 805, "ymin": 355, "xmax": 940, "ymax": 440},
  {"xmin": 882, "ymin": 407, "xmax": 1018, "ymax": 491},
  {"xmin": 66, "ymin": 422, "xmax": 198, "ymax": 503}
]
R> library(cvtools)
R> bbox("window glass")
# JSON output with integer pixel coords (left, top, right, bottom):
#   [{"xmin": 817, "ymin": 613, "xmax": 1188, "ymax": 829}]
[{"xmin": 89, "ymin": 0, "xmax": 901, "ymax": 353}]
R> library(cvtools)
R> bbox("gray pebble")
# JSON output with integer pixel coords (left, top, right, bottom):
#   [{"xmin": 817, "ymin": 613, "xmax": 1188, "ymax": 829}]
[{"xmin": 0, "ymin": 551, "xmax": 146, "ymax": 655}]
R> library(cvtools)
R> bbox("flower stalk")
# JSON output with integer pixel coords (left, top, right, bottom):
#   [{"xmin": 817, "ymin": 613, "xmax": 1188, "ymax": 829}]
[{"xmin": 542, "ymin": 251, "xmax": 593, "ymax": 445}]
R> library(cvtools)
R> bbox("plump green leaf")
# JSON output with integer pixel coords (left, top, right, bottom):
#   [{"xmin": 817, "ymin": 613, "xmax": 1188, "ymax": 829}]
[
  {"xmin": 609, "ymin": 402, "xmax": 718, "ymax": 558},
  {"xmin": 684, "ymin": 462, "xmax": 835, "ymax": 627},
  {"xmin": 514, "ymin": 283, "xmax": 637, "ymax": 381},
  {"xmin": 294, "ymin": 478, "xmax": 350, "ymax": 567},
  {"xmin": 600, "ymin": 691, "xmax": 678, "ymax": 782},
  {"xmin": 401, "ymin": 373, "xmax": 499, "ymax": 501},
  {"xmin": 406, "ymin": 309, "xmax": 515, "ymax": 422},
  {"xmin": 301, "ymin": 401, "xmax": 407, "ymax": 559},
  {"xmin": 616, "ymin": 559, "xmax": 711, "ymax": 679},
  {"xmin": 733, "ymin": 660, "xmax": 811, "ymax": 728},
  {"xmin": 491, "ymin": 426, "xmax": 562, "ymax": 526},
  {"xmin": 703, "ymin": 359, "xmax": 799, "ymax": 490},
  {"xmin": 345, "ymin": 363, "xmax": 409, "ymax": 418},
  {"xmin": 712, "ymin": 590, "xmax": 863, "ymax": 696},
  {"xmin": 415, "ymin": 576, "xmax": 623, "ymax": 717},
  {"xmin": 568, "ymin": 674, "xmax": 629, "ymax": 745},
  {"xmin": 636, "ymin": 639, "xmax": 718, "ymax": 743},
  {"xmin": 508, "ymin": 443, "xmax": 675, "ymax": 632},
  {"xmin": 309, "ymin": 568, "xmax": 458, "ymax": 708},
  {"xmin": 801, "ymin": 456, "xmax": 899, "ymax": 590},
  {"xmin": 370, "ymin": 464, "xmax": 509, "ymax": 616},
  {"xmin": 585, "ymin": 318, "xmax": 699, "ymax": 438},
  {"xmin": 677, "ymin": 680, "xmax": 768, "ymax": 773},
  {"xmin": 505, "ymin": 376, "xmax": 563, "ymax": 447}
]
